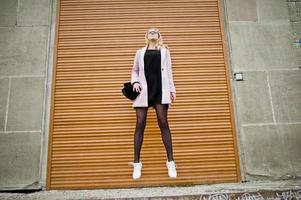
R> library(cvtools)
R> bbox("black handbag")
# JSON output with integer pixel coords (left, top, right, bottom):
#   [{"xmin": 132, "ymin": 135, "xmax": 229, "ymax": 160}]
[{"xmin": 122, "ymin": 81, "xmax": 140, "ymax": 100}]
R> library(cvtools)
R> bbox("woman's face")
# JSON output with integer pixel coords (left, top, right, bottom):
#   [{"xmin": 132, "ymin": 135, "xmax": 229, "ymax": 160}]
[{"xmin": 147, "ymin": 29, "xmax": 160, "ymax": 40}]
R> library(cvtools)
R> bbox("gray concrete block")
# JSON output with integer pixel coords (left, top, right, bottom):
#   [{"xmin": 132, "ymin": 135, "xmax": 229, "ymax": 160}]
[
  {"xmin": 290, "ymin": 22, "xmax": 301, "ymax": 67},
  {"xmin": 288, "ymin": 2, "xmax": 300, "ymax": 22},
  {"xmin": 297, "ymin": 2, "xmax": 301, "ymax": 22},
  {"xmin": 235, "ymin": 71, "xmax": 274, "ymax": 124},
  {"xmin": 0, "ymin": 78, "xmax": 9, "ymax": 131},
  {"xmin": 0, "ymin": 27, "xmax": 48, "ymax": 76},
  {"xmin": 229, "ymin": 23, "xmax": 298, "ymax": 70},
  {"xmin": 17, "ymin": 0, "xmax": 51, "ymax": 26},
  {"xmin": 268, "ymin": 70, "xmax": 301, "ymax": 122},
  {"xmin": 257, "ymin": 0, "xmax": 290, "ymax": 22},
  {"xmin": 279, "ymin": 124, "xmax": 301, "ymax": 176},
  {"xmin": 6, "ymin": 77, "xmax": 45, "ymax": 131},
  {"xmin": 241, "ymin": 125, "xmax": 292, "ymax": 180},
  {"xmin": 226, "ymin": 0, "xmax": 257, "ymax": 22},
  {"xmin": 0, "ymin": 132, "xmax": 41, "ymax": 188},
  {"xmin": 0, "ymin": 0, "xmax": 17, "ymax": 26}
]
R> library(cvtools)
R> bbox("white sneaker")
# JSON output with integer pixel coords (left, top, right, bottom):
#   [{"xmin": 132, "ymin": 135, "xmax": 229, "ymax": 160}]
[
  {"xmin": 166, "ymin": 160, "xmax": 177, "ymax": 178},
  {"xmin": 128, "ymin": 161, "xmax": 142, "ymax": 180}
]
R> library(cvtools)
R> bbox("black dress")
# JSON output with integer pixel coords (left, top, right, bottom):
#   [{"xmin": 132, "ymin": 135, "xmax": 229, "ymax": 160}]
[{"xmin": 144, "ymin": 49, "xmax": 162, "ymax": 107}]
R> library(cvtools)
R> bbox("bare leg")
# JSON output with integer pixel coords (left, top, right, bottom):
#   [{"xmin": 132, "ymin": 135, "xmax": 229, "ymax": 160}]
[
  {"xmin": 133, "ymin": 107, "xmax": 148, "ymax": 163},
  {"xmin": 154, "ymin": 104, "xmax": 174, "ymax": 161}
]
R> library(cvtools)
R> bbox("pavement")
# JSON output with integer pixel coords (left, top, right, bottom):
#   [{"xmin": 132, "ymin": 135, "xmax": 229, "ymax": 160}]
[{"xmin": 0, "ymin": 179, "xmax": 301, "ymax": 200}]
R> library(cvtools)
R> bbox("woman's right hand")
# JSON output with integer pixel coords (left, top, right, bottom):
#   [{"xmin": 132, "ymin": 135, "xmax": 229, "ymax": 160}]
[{"xmin": 133, "ymin": 82, "xmax": 141, "ymax": 93}]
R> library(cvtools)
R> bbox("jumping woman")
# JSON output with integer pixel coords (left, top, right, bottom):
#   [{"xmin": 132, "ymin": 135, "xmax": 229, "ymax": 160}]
[{"xmin": 128, "ymin": 28, "xmax": 177, "ymax": 180}]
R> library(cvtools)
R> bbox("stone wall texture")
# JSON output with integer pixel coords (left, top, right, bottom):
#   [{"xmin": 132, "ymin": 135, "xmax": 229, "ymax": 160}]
[
  {"xmin": 0, "ymin": 0, "xmax": 51, "ymax": 189},
  {"xmin": 224, "ymin": 0, "xmax": 301, "ymax": 181}
]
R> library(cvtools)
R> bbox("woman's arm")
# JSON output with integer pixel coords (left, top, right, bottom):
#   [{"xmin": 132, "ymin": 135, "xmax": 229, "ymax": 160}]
[
  {"xmin": 166, "ymin": 49, "xmax": 176, "ymax": 93},
  {"xmin": 131, "ymin": 50, "xmax": 140, "ymax": 85}
]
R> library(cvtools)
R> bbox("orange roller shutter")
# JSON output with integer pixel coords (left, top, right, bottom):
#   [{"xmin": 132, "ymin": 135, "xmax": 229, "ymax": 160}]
[{"xmin": 47, "ymin": 0, "xmax": 241, "ymax": 189}]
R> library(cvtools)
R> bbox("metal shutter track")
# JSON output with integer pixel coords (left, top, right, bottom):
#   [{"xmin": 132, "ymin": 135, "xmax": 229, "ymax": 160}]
[{"xmin": 47, "ymin": 0, "xmax": 241, "ymax": 189}]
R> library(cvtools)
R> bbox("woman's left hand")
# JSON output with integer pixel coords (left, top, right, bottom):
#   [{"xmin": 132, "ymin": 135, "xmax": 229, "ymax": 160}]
[{"xmin": 170, "ymin": 92, "xmax": 176, "ymax": 102}]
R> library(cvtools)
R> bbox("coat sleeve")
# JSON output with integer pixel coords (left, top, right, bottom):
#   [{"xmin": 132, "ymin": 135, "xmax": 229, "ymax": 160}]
[
  {"xmin": 131, "ymin": 50, "xmax": 140, "ymax": 85},
  {"xmin": 166, "ymin": 48, "xmax": 176, "ymax": 93}
]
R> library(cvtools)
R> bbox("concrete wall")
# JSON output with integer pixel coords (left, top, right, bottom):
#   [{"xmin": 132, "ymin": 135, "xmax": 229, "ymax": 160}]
[
  {"xmin": 0, "ymin": 0, "xmax": 52, "ymax": 189},
  {"xmin": 224, "ymin": 0, "xmax": 301, "ymax": 180},
  {"xmin": 288, "ymin": 0, "xmax": 301, "ymax": 67}
]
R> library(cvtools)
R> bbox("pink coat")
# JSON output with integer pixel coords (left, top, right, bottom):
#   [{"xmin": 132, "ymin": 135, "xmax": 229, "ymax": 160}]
[{"xmin": 131, "ymin": 45, "xmax": 176, "ymax": 108}]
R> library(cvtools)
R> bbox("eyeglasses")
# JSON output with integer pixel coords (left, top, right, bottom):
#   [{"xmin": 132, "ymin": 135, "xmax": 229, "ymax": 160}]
[{"xmin": 148, "ymin": 30, "xmax": 159, "ymax": 34}]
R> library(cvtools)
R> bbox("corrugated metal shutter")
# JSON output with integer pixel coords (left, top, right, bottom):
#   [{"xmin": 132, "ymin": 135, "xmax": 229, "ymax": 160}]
[{"xmin": 47, "ymin": 0, "xmax": 241, "ymax": 189}]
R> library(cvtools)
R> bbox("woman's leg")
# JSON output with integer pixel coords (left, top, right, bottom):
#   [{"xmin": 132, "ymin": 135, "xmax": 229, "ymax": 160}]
[
  {"xmin": 134, "ymin": 107, "xmax": 148, "ymax": 163},
  {"xmin": 154, "ymin": 104, "xmax": 174, "ymax": 161}
]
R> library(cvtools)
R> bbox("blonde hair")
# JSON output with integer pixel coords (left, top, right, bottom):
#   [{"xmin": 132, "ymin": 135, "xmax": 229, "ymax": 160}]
[{"xmin": 144, "ymin": 27, "xmax": 169, "ymax": 49}]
